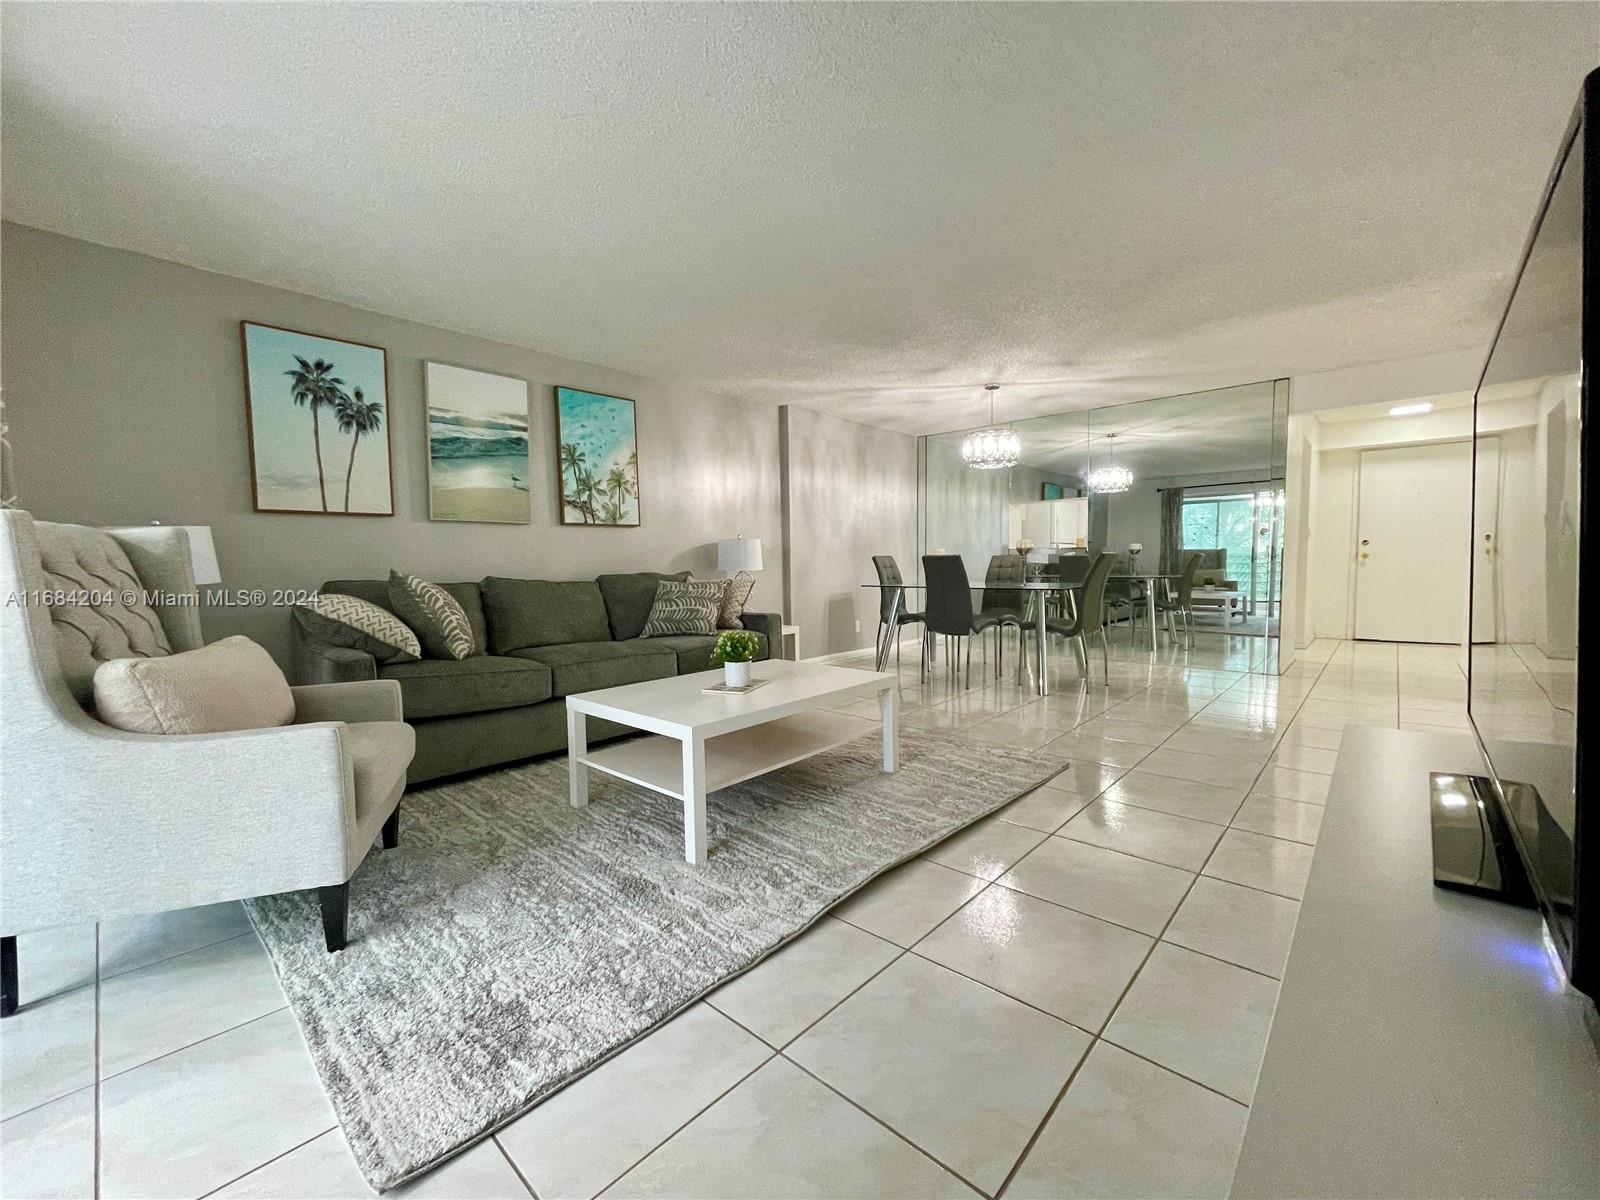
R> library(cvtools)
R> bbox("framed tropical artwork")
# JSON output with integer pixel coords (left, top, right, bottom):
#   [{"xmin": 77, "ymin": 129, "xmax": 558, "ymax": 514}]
[
  {"xmin": 240, "ymin": 321, "xmax": 393, "ymax": 515},
  {"xmin": 555, "ymin": 386, "xmax": 639, "ymax": 526},
  {"xmin": 1041, "ymin": 481, "xmax": 1066, "ymax": 500},
  {"xmin": 424, "ymin": 362, "xmax": 531, "ymax": 524}
]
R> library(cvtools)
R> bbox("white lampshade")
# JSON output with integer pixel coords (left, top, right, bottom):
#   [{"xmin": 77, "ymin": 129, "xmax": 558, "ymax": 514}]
[
  {"xmin": 717, "ymin": 536, "xmax": 764, "ymax": 573},
  {"xmin": 175, "ymin": 525, "xmax": 222, "ymax": 585}
]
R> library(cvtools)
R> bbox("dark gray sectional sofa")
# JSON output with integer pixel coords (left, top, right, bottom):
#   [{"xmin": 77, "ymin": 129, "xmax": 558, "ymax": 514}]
[{"xmin": 290, "ymin": 570, "xmax": 779, "ymax": 783}]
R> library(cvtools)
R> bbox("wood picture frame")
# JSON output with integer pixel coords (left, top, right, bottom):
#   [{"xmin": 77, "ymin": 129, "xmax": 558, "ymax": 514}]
[
  {"xmin": 554, "ymin": 386, "xmax": 640, "ymax": 526},
  {"xmin": 240, "ymin": 321, "xmax": 394, "ymax": 515}
]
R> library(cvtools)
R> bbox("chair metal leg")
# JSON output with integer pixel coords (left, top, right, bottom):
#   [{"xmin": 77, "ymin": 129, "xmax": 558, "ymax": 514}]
[
  {"xmin": 319, "ymin": 883, "xmax": 349, "ymax": 953},
  {"xmin": 2, "ymin": 935, "xmax": 17, "ymax": 1017},
  {"xmin": 1099, "ymin": 627, "xmax": 1110, "ymax": 684},
  {"xmin": 964, "ymin": 635, "xmax": 973, "ymax": 688},
  {"xmin": 382, "ymin": 801, "xmax": 401, "ymax": 850}
]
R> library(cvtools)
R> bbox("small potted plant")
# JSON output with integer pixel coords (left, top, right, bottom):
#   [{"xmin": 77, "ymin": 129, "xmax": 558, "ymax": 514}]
[{"xmin": 710, "ymin": 629, "xmax": 761, "ymax": 688}]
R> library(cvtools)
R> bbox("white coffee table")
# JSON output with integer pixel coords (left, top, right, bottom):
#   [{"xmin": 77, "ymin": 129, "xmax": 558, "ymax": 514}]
[
  {"xmin": 565, "ymin": 660, "xmax": 899, "ymax": 864},
  {"xmin": 1191, "ymin": 587, "xmax": 1246, "ymax": 622}
]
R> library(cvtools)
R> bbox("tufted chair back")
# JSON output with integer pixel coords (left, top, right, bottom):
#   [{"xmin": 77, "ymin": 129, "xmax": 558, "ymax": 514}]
[{"xmin": 3, "ymin": 511, "xmax": 203, "ymax": 708}]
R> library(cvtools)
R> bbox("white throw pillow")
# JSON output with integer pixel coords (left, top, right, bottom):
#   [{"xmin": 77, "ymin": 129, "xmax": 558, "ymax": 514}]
[{"xmin": 92, "ymin": 635, "xmax": 296, "ymax": 735}]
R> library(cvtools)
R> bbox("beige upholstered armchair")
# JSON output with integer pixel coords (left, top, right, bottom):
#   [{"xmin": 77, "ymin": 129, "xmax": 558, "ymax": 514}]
[{"xmin": 0, "ymin": 510, "xmax": 414, "ymax": 1017}]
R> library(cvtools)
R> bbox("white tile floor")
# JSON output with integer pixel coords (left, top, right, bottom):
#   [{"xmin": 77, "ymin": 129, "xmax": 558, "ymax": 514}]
[{"xmin": 0, "ymin": 632, "xmax": 1484, "ymax": 1199}]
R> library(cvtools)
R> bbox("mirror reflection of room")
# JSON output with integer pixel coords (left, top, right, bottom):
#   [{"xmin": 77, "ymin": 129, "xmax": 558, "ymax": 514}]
[{"xmin": 920, "ymin": 378, "xmax": 1289, "ymax": 673}]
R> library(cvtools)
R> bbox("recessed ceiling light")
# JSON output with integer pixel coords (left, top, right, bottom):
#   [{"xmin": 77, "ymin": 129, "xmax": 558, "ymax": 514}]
[{"xmin": 1389, "ymin": 402, "xmax": 1434, "ymax": 417}]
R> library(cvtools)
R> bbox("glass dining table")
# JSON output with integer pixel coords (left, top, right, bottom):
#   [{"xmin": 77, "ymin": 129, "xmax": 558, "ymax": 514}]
[{"xmin": 862, "ymin": 573, "xmax": 1181, "ymax": 695}]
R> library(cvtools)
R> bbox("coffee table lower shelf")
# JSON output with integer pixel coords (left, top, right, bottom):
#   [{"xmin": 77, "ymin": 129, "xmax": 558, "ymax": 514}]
[{"xmin": 574, "ymin": 711, "xmax": 875, "ymax": 800}]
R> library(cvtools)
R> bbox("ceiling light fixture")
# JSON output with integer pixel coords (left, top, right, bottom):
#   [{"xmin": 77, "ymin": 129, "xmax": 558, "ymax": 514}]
[
  {"xmin": 1389, "ymin": 402, "xmax": 1434, "ymax": 417},
  {"xmin": 961, "ymin": 384, "xmax": 1020, "ymax": 470},
  {"xmin": 1087, "ymin": 433, "xmax": 1133, "ymax": 494}
]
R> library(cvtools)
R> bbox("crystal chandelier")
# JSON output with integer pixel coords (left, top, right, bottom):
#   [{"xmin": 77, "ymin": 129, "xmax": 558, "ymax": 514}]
[
  {"xmin": 961, "ymin": 384, "xmax": 1020, "ymax": 470},
  {"xmin": 1087, "ymin": 433, "xmax": 1133, "ymax": 494}
]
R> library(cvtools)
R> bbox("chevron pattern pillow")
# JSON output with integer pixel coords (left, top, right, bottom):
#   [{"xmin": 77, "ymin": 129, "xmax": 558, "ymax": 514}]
[
  {"xmin": 717, "ymin": 573, "xmax": 755, "ymax": 630},
  {"xmin": 389, "ymin": 571, "xmax": 475, "ymax": 660},
  {"xmin": 640, "ymin": 579, "xmax": 724, "ymax": 637},
  {"xmin": 295, "ymin": 594, "xmax": 421, "ymax": 664}
]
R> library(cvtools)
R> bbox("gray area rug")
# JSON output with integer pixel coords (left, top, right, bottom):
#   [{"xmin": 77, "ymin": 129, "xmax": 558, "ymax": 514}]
[{"xmin": 247, "ymin": 728, "xmax": 1070, "ymax": 1190}]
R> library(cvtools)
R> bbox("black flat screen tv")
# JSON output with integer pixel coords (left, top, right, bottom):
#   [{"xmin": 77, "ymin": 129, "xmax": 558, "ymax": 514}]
[{"xmin": 1467, "ymin": 67, "xmax": 1597, "ymax": 1000}]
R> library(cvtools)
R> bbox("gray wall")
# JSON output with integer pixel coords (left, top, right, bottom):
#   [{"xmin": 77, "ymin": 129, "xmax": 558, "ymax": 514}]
[
  {"xmin": 0, "ymin": 222, "xmax": 785, "ymax": 665},
  {"xmin": 780, "ymin": 406, "xmax": 917, "ymax": 657}
]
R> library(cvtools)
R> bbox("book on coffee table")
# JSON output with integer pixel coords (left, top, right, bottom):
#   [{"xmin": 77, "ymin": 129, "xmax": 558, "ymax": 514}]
[{"xmin": 701, "ymin": 679, "xmax": 770, "ymax": 695}]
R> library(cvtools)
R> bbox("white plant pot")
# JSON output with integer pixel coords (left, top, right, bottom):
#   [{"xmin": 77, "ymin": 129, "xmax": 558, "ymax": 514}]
[{"xmin": 724, "ymin": 661, "xmax": 752, "ymax": 688}]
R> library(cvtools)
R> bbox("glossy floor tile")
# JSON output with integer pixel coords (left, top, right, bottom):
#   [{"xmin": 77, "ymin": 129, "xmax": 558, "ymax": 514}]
[
  {"xmin": 1005, "ymin": 1042, "xmax": 1248, "ymax": 1199},
  {"xmin": 711, "ymin": 917, "xmax": 900, "ymax": 1046},
  {"xmin": 1103, "ymin": 943, "xmax": 1280, "ymax": 1104},
  {"xmin": 6, "ymin": 635, "xmax": 1456, "ymax": 1198},
  {"xmin": 787, "ymin": 954, "xmax": 1091, "ymax": 1193},
  {"xmin": 915, "ymin": 886, "xmax": 1152, "ymax": 1031},
  {"xmin": 496, "ymin": 1004, "xmax": 770, "ymax": 1199},
  {"xmin": 604, "ymin": 1057, "xmax": 975, "ymax": 1198}
]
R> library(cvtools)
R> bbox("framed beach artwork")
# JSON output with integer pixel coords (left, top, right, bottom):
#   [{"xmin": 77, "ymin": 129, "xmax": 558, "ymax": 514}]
[
  {"xmin": 240, "ymin": 321, "xmax": 393, "ymax": 515},
  {"xmin": 1041, "ymin": 481, "xmax": 1066, "ymax": 500},
  {"xmin": 555, "ymin": 386, "xmax": 639, "ymax": 526},
  {"xmin": 424, "ymin": 362, "xmax": 531, "ymax": 523}
]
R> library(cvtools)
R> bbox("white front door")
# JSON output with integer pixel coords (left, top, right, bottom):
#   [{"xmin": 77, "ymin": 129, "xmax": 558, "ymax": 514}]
[
  {"xmin": 1353, "ymin": 440, "xmax": 1483, "ymax": 644},
  {"xmin": 1469, "ymin": 438, "xmax": 1501, "ymax": 643}
]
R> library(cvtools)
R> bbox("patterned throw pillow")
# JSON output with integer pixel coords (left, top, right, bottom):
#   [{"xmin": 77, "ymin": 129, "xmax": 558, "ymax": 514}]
[
  {"xmin": 717, "ymin": 574, "xmax": 755, "ymax": 630},
  {"xmin": 389, "ymin": 571, "xmax": 476, "ymax": 660},
  {"xmin": 640, "ymin": 579, "xmax": 724, "ymax": 638},
  {"xmin": 294, "ymin": 594, "xmax": 421, "ymax": 664}
]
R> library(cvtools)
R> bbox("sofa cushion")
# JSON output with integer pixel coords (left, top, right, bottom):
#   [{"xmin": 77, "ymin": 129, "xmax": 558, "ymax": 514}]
[
  {"xmin": 378, "ymin": 655, "xmax": 552, "ymax": 719},
  {"xmin": 323, "ymin": 579, "xmax": 488, "ymax": 655},
  {"xmin": 483, "ymin": 577, "xmax": 611, "ymax": 652},
  {"xmin": 642, "ymin": 631, "xmax": 770, "ymax": 674},
  {"xmin": 512, "ymin": 640, "xmax": 676, "ymax": 697},
  {"xmin": 596, "ymin": 571, "xmax": 691, "ymax": 641}
]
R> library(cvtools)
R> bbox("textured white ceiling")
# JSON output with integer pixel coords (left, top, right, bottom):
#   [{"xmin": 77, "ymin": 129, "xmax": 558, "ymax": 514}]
[{"xmin": 2, "ymin": 3, "xmax": 1594, "ymax": 434}]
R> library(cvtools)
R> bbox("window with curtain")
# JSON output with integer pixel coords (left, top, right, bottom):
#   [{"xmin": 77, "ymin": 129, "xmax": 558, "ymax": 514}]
[{"xmin": 1180, "ymin": 490, "xmax": 1284, "ymax": 604}]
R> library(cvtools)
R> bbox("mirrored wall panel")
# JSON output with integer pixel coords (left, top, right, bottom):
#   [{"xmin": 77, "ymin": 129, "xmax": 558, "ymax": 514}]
[
  {"xmin": 920, "ymin": 378, "xmax": 1290, "ymax": 673},
  {"xmin": 1468, "ymin": 115, "xmax": 1583, "ymax": 959}
]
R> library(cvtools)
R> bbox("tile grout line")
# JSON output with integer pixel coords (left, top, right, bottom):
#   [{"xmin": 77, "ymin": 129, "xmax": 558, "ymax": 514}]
[
  {"xmin": 991, "ymin": 646, "xmax": 1339, "ymax": 1198},
  {"xmin": 193, "ymin": 1126, "xmax": 339, "ymax": 1199},
  {"xmin": 93, "ymin": 922, "xmax": 101, "ymax": 1200},
  {"xmin": 492, "ymin": 1133, "xmax": 539, "ymax": 1198},
  {"xmin": 98, "ymin": 1005, "xmax": 290, "ymax": 1086},
  {"xmin": 97, "ymin": 927, "xmax": 259, "ymax": 986},
  {"xmin": 587, "ymin": 1043, "xmax": 781, "ymax": 1197}
]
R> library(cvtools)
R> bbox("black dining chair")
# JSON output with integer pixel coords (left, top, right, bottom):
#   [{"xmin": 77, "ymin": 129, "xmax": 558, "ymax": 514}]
[
  {"xmin": 1020, "ymin": 552, "xmax": 1114, "ymax": 686},
  {"xmin": 1155, "ymin": 552, "xmax": 1203, "ymax": 650},
  {"xmin": 1054, "ymin": 553, "xmax": 1092, "ymax": 623},
  {"xmin": 922, "ymin": 554, "xmax": 1011, "ymax": 687},
  {"xmin": 872, "ymin": 554, "xmax": 927, "ymax": 669},
  {"xmin": 1104, "ymin": 560, "xmax": 1145, "ymax": 644}
]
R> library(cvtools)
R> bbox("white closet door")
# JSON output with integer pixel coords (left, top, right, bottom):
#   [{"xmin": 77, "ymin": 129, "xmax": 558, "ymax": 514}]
[{"xmin": 1353, "ymin": 440, "xmax": 1477, "ymax": 644}]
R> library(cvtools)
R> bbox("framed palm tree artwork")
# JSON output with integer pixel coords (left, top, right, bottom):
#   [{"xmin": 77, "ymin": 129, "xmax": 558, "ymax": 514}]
[
  {"xmin": 555, "ymin": 386, "xmax": 639, "ymax": 526},
  {"xmin": 240, "ymin": 321, "xmax": 393, "ymax": 515}
]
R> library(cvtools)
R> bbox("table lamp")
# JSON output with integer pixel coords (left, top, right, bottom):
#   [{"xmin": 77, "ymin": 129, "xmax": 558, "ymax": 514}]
[{"xmin": 717, "ymin": 536, "xmax": 764, "ymax": 600}]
